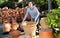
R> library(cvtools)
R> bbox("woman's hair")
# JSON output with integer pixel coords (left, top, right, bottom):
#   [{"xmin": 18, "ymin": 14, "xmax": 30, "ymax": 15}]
[
  {"xmin": 28, "ymin": 1, "xmax": 34, "ymax": 5},
  {"xmin": 29, "ymin": 1, "xmax": 33, "ymax": 3}
]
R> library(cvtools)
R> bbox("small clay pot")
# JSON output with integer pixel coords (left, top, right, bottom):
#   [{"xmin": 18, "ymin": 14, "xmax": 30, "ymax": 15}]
[
  {"xmin": 11, "ymin": 18, "xmax": 19, "ymax": 31},
  {"xmin": 40, "ymin": 18, "xmax": 48, "ymax": 29},
  {"xmin": 9, "ymin": 30, "xmax": 20, "ymax": 38},
  {"xmin": 58, "ymin": 34, "xmax": 60, "ymax": 38},
  {"xmin": 3, "ymin": 20, "xmax": 11, "ymax": 32},
  {"xmin": 39, "ymin": 29, "xmax": 54, "ymax": 38},
  {"xmin": 0, "ymin": 17, "xmax": 2, "ymax": 23},
  {"xmin": 11, "ymin": 22, "xmax": 19, "ymax": 30}
]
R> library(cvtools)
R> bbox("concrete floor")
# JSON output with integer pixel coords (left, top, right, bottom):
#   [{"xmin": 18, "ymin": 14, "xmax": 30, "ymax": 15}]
[{"xmin": 0, "ymin": 23, "xmax": 39, "ymax": 38}]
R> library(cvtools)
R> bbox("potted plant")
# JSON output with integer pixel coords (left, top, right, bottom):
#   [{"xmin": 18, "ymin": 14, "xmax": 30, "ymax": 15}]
[
  {"xmin": 39, "ymin": 17, "xmax": 54, "ymax": 38},
  {"xmin": 40, "ymin": 9, "xmax": 60, "ymax": 38}
]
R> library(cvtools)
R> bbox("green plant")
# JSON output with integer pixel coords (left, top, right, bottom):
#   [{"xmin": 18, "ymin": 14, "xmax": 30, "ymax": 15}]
[
  {"xmin": 45, "ymin": 9, "xmax": 60, "ymax": 38},
  {"xmin": 0, "ymin": 0, "xmax": 4, "ymax": 4},
  {"xmin": 56, "ymin": 0, "xmax": 60, "ymax": 8}
]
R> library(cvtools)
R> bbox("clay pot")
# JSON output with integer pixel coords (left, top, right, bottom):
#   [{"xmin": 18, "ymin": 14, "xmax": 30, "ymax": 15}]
[
  {"xmin": 40, "ymin": 18, "xmax": 54, "ymax": 38},
  {"xmin": 11, "ymin": 18, "xmax": 19, "ymax": 31},
  {"xmin": 39, "ymin": 29, "xmax": 54, "ymax": 38},
  {"xmin": 9, "ymin": 30, "xmax": 20, "ymax": 38},
  {"xmin": 3, "ymin": 20, "xmax": 11, "ymax": 32},
  {"xmin": 58, "ymin": 34, "xmax": 60, "ymax": 38},
  {"xmin": 11, "ymin": 23, "xmax": 19, "ymax": 31},
  {"xmin": 2, "ymin": 11, "xmax": 9, "ymax": 18},
  {"xmin": 0, "ymin": 17, "xmax": 2, "ymax": 22},
  {"xmin": 15, "ymin": 11, "xmax": 20, "ymax": 20},
  {"xmin": 22, "ymin": 21, "xmax": 37, "ymax": 37},
  {"xmin": 40, "ymin": 18, "xmax": 48, "ymax": 29},
  {"xmin": 11, "ymin": 23, "xmax": 19, "ymax": 30},
  {"xmin": 26, "ymin": 14, "xmax": 31, "ymax": 21}
]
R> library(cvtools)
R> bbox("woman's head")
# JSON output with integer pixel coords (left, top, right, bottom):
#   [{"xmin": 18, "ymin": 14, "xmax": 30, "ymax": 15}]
[{"xmin": 28, "ymin": 1, "xmax": 33, "ymax": 8}]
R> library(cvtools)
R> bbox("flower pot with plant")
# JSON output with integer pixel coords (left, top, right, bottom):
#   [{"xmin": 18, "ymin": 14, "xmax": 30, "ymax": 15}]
[
  {"xmin": 39, "ymin": 17, "xmax": 54, "ymax": 38},
  {"xmin": 40, "ymin": 9, "xmax": 60, "ymax": 38}
]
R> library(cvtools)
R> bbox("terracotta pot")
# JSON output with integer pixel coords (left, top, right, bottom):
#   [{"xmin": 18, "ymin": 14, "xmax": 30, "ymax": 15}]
[
  {"xmin": 26, "ymin": 14, "xmax": 31, "ymax": 21},
  {"xmin": 15, "ymin": 11, "xmax": 20, "ymax": 20},
  {"xmin": 2, "ymin": 11, "xmax": 9, "ymax": 18},
  {"xmin": 39, "ymin": 29, "xmax": 54, "ymax": 38},
  {"xmin": 22, "ymin": 21, "xmax": 37, "ymax": 37},
  {"xmin": 11, "ymin": 18, "xmax": 19, "ymax": 31},
  {"xmin": 58, "ymin": 34, "xmax": 60, "ymax": 38},
  {"xmin": 40, "ymin": 18, "xmax": 48, "ymax": 29},
  {"xmin": 11, "ymin": 22, "xmax": 19, "ymax": 31},
  {"xmin": 3, "ymin": 20, "xmax": 11, "ymax": 32},
  {"xmin": 9, "ymin": 30, "xmax": 20, "ymax": 38},
  {"xmin": 0, "ymin": 17, "xmax": 2, "ymax": 22},
  {"xmin": 40, "ymin": 18, "xmax": 54, "ymax": 38}
]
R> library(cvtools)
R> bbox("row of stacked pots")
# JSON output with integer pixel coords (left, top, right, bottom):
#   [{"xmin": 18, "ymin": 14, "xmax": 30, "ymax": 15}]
[
  {"xmin": 3, "ymin": 20, "xmax": 37, "ymax": 38},
  {"xmin": 3, "ymin": 18, "xmax": 20, "ymax": 38},
  {"xmin": 0, "ymin": 7, "xmax": 31, "ymax": 23},
  {"xmin": 3, "ymin": 18, "xmax": 54, "ymax": 38},
  {"xmin": 3, "ymin": 18, "xmax": 19, "ymax": 32}
]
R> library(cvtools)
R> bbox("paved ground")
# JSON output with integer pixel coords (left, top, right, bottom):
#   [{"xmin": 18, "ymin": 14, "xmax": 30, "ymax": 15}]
[{"xmin": 0, "ymin": 23, "xmax": 39, "ymax": 38}]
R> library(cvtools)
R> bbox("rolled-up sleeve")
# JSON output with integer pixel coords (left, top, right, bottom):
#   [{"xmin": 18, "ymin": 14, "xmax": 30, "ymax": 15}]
[{"xmin": 23, "ymin": 9, "xmax": 29, "ymax": 21}]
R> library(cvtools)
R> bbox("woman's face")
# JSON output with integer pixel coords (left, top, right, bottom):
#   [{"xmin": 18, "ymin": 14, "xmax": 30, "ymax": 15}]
[{"xmin": 28, "ymin": 2, "xmax": 33, "ymax": 8}]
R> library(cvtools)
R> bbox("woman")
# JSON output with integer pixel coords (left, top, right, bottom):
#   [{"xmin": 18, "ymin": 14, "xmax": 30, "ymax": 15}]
[{"xmin": 23, "ymin": 1, "xmax": 40, "ymax": 33}]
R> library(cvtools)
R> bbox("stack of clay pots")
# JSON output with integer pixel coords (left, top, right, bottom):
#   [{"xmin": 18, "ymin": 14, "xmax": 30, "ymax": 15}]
[{"xmin": 10, "ymin": 18, "xmax": 20, "ymax": 38}]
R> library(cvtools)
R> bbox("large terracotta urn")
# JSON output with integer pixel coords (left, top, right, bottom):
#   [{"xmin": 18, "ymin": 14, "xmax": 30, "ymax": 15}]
[
  {"xmin": 9, "ymin": 30, "xmax": 20, "ymax": 38},
  {"xmin": 11, "ymin": 18, "xmax": 19, "ymax": 31},
  {"xmin": 39, "ymin": 18, "xmax": 54, "ymax": 38},
  {"xmin": 3, "ymin": 20, "xmax": 11, "ymax": 32},
  {"xmin": 22, "ymin": 21, "xmax": 37, "ymax": 38}
]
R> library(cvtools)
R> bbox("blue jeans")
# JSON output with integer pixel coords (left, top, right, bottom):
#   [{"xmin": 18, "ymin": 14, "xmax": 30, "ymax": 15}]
[{"xmin": 31, "ymin": 16, "xmax": 40, "ymax": 31}]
